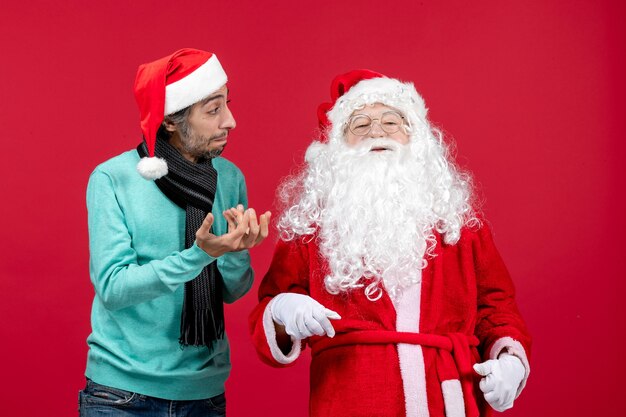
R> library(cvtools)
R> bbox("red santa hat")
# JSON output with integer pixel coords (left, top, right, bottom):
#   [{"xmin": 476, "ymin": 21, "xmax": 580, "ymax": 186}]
[
  {"xmin": 134, "ymin": 48, "xmax": 227, "ymax": 179},
  {"xmin": 313, "ymin": 69, "xmax": 429, "ymax": 152}
]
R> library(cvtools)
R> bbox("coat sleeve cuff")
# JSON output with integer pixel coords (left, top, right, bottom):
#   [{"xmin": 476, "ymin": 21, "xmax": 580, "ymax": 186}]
[
  {"xmin": 263, "ymin": 298, "xmax": 301, "ymax": 364},
  {"xmin": 489, "ymin": 336, "xmax": 530, "ymax": 398}
]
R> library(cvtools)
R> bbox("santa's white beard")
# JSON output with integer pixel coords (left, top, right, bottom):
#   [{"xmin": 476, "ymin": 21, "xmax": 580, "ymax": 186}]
[
  {"xmin": 318, "ymin": 139, "xmax": 441, "ymax": 300},
  {"xmin": 278, "ymin": 135, "xmax": 473, "ymax": 301}
]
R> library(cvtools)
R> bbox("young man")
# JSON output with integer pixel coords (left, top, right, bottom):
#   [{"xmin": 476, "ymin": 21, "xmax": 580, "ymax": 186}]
[
  {"xmin": 249, "ymin": 70, "xmax": 530, "ymax": 417},
  {"xmin": 81, "ymin": 48, "xmax": 270, "ymax": 417}
]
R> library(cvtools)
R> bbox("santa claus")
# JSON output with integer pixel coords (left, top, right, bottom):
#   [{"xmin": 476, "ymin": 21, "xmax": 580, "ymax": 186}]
[{"xmin": 249, "ymin": 70, "xmax": 531, "ymax": 417}]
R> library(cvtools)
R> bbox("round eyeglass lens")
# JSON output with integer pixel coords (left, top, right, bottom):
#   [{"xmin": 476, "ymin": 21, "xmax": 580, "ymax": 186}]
[
  {"xmin": 348, "ymin": 111, "xmax": 404, "ymax": 135},
  {"xmin": 349, "ymin": 115, "xmax": 372, "ymax": 136},
  {"xmin": 380, "ymin": 112, "xmax": 403, "ymax": 133}
]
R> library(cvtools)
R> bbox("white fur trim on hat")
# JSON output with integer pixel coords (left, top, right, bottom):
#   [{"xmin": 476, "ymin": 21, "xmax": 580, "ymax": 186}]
[
  {"xmin": 165, "ymin": 55, "xmax": 228, "ymax": 115},
  {"xmin": 326, "ymin": 77, "xmax": 428, "ymax": 144},
  {"xmin": 137, "ymin": 156, "xmax": 168, "ymax": 180}
]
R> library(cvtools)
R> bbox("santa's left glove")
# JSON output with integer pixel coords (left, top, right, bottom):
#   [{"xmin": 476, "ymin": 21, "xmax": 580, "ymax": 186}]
[
  {"xmin": 270, "ymin": 293, "xmax": 341, "ymax": 340},
  {"xmin": 473, "ymin": 353, "xmax": 525, "ymax": 412}
]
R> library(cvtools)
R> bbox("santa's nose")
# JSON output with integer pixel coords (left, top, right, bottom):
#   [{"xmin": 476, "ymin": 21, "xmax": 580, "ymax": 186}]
[{"xmin": 368, "ymin": 121, "xmax": 386, "ymax": 137}]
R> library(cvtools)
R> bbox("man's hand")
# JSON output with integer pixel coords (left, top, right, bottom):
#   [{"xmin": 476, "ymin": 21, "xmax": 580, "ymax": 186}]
[
  {"xmin": 195, "ymin": 205, "xmax": 271, "ymax": 258},
  {"xmin": 270, "ymin": 293, "xmax": 341, "ymax": 340},
  {"xmin": 223, "ymin": 204, "xmax": 271, "ymax": 249},
  {"xmin": 473, "ymin": 353, "xmax": 525, "ymax": 412}
]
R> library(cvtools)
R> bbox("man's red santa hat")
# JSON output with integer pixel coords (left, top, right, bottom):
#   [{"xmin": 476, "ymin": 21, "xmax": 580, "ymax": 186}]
[
  {"xmin": 310, "ymin": 69, "xmax": 429, "ymax": 160},
  {"xmin": 134, "ymin": 48, "xmax": 227, "ymax": 179}
]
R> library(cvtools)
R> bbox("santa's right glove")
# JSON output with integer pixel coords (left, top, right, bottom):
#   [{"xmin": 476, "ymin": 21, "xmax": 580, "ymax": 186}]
[
  {"xmin": 473, "ymin": 353, "xmax": 526, "ymax": 412},
  {"xmin": 270, "ymin": 293, "xmax": 341, "ymax": 340}
]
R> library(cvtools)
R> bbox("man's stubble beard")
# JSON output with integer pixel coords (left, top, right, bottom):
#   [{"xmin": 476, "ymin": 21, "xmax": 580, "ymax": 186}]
[{"xmin": 180, "ymin": 128, "xmax": 227, "ymax": 160}]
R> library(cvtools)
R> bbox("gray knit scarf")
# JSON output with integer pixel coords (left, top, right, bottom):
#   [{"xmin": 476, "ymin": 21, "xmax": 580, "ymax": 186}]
[{"xmin": 137, "ymin": 138, "xmax": 224, "ymax": 349}]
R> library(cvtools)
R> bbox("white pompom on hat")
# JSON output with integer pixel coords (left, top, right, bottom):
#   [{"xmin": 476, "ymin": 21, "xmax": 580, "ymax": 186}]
[{"xmin": 133, "ymin": 48, "xmax": 227, "ymax": 179}]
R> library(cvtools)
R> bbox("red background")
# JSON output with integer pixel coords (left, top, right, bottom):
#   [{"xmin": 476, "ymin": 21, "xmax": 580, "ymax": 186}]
[{"xmin": 1, "ymin": 1, "xmax": 625, "ymax": 416}]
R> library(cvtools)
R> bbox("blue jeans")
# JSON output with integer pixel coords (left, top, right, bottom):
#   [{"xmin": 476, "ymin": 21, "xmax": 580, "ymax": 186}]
[{"xmin": 78, "ymin": 379, "xmax": 226, "ymax": 417}]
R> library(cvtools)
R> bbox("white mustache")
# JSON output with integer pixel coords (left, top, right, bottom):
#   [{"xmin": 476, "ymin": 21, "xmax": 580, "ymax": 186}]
[{"xmin": 352, "ymin": 138, "xmax": 402, "ymax": 154}]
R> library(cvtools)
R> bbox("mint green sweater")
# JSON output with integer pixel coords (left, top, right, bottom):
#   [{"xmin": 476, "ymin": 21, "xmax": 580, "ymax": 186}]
[{"xmin": 85, "ymin": 150, "xmax": 253, "ymax": 400}]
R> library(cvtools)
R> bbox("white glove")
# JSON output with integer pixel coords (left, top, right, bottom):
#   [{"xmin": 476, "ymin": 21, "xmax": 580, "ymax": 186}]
[
  {"xmin": 473, "ymin": 353, "xmax": 525, "ymax": 412},
  {"xmin": 270, "ymin": 293, "xmax": 341, "ymax": 340}
]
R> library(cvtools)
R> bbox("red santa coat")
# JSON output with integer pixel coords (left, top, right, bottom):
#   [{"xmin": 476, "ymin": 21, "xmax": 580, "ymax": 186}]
[{"xmin": 249, "ymin": 223, "xmax": 531, "ymax": 417}]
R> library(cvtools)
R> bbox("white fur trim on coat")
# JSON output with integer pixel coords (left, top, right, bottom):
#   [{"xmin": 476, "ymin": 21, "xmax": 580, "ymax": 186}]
[
  {"xmin": 441, "ymin": 379, "xmax": 465, "ymax": 417},
  {"xmin": 489, "ymin": 336, "xmax": 531, "ymax": 397},
  {"xmin": 263, "ymin": 298, "xmax": 302, "ymax": 364},
  {"xmin": 392, "ymin": 280, "xmax": 430, "ymax": 417}
]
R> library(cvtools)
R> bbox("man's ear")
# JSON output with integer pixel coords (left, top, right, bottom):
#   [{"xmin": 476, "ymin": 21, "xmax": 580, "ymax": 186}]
[{"xmin": 163, "ymin": 118, "xmax": 177, "ymax": 133}]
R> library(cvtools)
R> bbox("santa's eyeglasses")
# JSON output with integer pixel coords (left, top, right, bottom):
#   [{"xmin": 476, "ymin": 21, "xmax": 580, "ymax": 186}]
[{"xmin": 347, "ymin": 111, "xmax": 406, "ymax": 136}]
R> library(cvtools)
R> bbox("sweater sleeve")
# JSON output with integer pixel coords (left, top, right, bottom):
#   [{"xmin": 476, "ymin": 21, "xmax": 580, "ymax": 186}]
[
  {"xmin": 218, "ymin": 170, "xmax": 254, "ymax": 303},
  {"xmin": 87, "ymin": 169, "xmax": 216, "ymax": 311},
  {"xmin": 473, "ymin": 222, "xmax": 532, "ymax": 395},
  {"xmin": 248, "ymin": 238, "xmax": 311, "ymax": 367},
  {"xmin": 219, "ymin": 250, "xmax": 254, "ymax": 304}
]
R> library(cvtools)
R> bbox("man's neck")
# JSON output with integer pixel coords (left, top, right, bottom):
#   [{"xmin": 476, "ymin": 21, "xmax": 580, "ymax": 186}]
[{"xmin": 168, "ymin": 133, "xmax": 198, "ymax": 163}]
